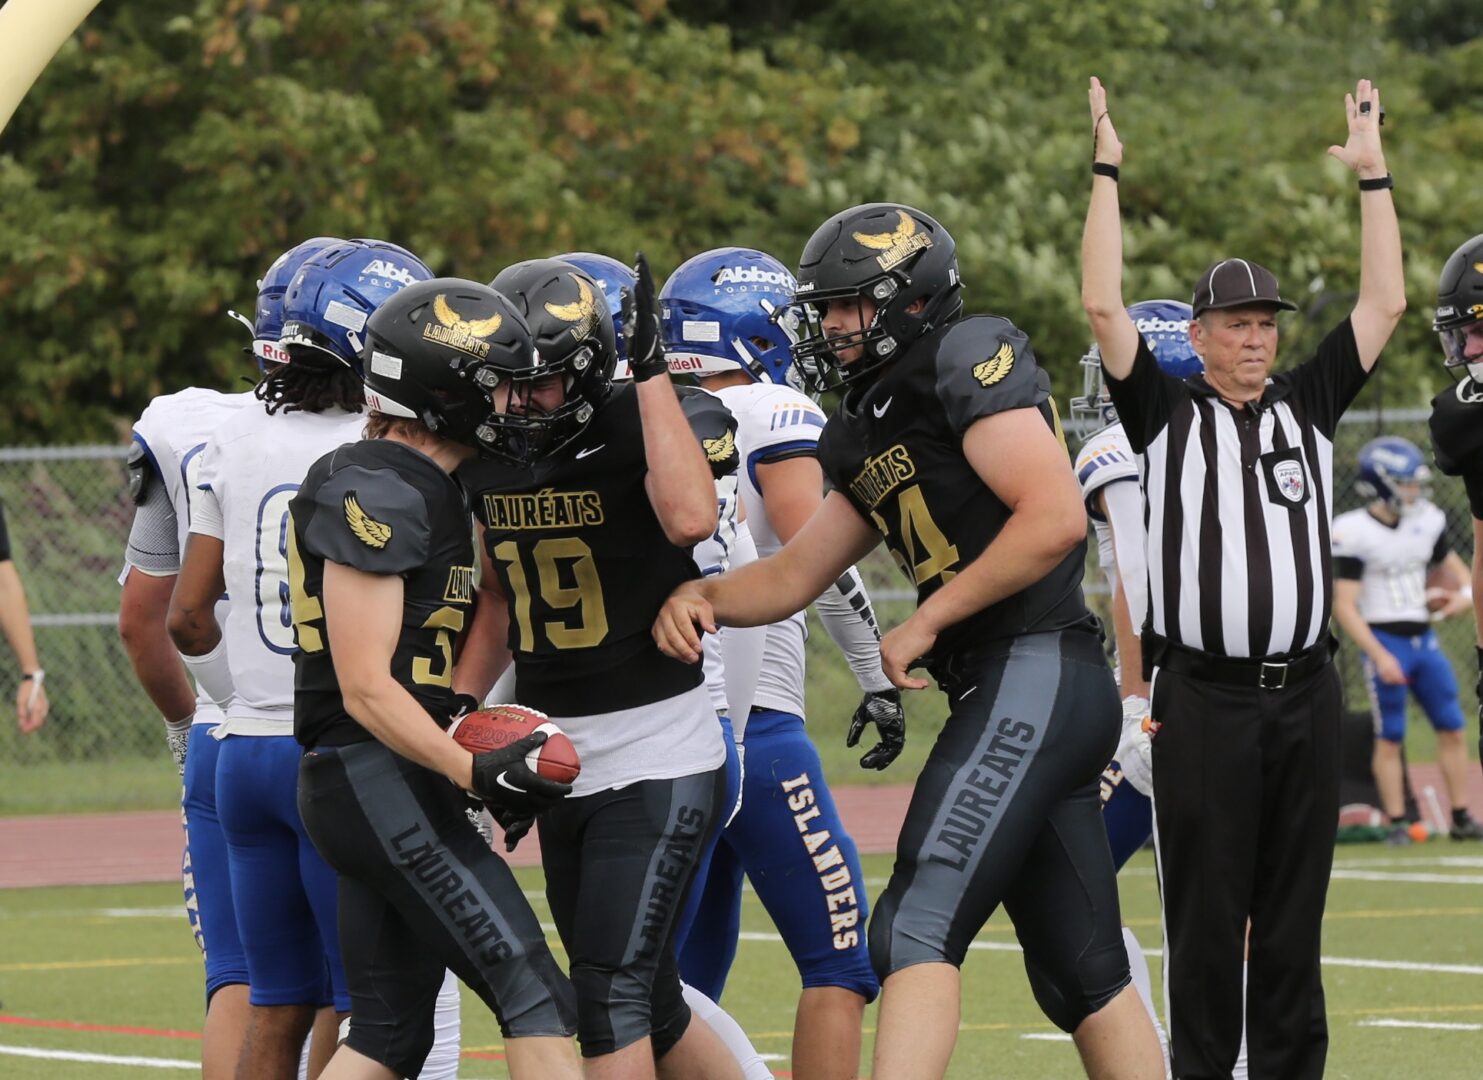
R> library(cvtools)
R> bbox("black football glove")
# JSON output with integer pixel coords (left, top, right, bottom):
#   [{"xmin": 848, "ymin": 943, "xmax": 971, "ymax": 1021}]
[
  {"xmin": 625, "ymin": 252, "xmax": 668, "ymax": 382},
  {"xmin": 446, "ymin": 692, "xmax": 481, "ymax": 724},
  {"xmin": 469, "ymin": 731, "xmax": 572, "ymax": 814},
  {"xmin": 846, "ymin": 689, "xmax": 906, "ymax": 770},
  {"xmin": 490, "ymin": 804, "xmax": 537, "ymax": 853}
]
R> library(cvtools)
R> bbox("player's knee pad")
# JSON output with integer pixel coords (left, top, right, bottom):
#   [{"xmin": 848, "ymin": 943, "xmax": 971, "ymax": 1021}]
[{"xmin": 1023, "ymin": 939, "xmax": 1130, "ymax": 1033}]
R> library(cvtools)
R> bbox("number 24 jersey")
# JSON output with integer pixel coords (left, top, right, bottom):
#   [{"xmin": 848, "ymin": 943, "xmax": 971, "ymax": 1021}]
[{"xmin": 817, "ymin": 315, "xmax": 1094, "ymax": 661}]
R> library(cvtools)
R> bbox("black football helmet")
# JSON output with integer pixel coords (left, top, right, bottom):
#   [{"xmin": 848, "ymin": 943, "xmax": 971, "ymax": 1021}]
[
  {"xmin": 360, "ymin": 278, "xmax": 536, "ymax": 460},
  {"xmin": 1434, "ymin": 233, "xmax": 1483, "ymax": 379},
  {"xmin": 787, "ymin": 202, "xmax": 963, "ymax": 391},
  {"xmin": 488, "ymin": 258, "xmax": 618, "ymax": 455}
]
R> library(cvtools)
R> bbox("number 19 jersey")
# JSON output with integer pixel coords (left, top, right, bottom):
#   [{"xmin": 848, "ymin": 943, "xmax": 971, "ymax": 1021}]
[
  {"xmin": 817, "ymin": 316, "xmax": 1094, "ymax": 662},
  {"xmin": 190, "ymin": 404, "xmax": 365, "ymax": 734}
]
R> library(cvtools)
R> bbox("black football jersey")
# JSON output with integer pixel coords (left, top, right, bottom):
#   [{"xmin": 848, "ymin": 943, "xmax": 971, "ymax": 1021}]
[
  {"xmin": 291, "ymin": 440, "xmax": 477, "ymax": 748},
  {"xmin": 1429, "ymin": 377, "xmax": 1483, "ymax": 518},
  {"xmin": 458, "ymin": 381, "xmax": 734, "ymax": 716},
  {"xmin": 817, "ymin": 315, "xmax": 1094, "ymax": 661}
]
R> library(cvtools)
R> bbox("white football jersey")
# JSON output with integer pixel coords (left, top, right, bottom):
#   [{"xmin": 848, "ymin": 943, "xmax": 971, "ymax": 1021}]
[
  {"xmin": 127, "ymin": 388, "xmax": 255, "ymax": 725},
  {"xmin": 713, "ymin": 382, "xmax": 828, "ymax": 716},
  {"xmin": 1331, "ymin": 502, "xmax": 1449, "ymax": 624},
  {"xmin": 191, "ymin": 404, "xmax": 365, "ymax": 733},
  {"xmin": 697, "ymin": 471, "xmax": 744, "ymax": 715},
  {"xmin": 1075, "ymin": 422, "xmax": 1139, "ymax": 597}
]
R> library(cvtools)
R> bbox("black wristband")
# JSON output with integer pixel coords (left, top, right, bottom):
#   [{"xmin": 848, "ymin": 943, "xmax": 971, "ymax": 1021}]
[
  {"xmin": 1092, "ymin": 162, "xmax": 1120, "ymax": 181},
  {"xmin": 1358, "ymin": 173, "xmax": 1393, "ymax": 191}
]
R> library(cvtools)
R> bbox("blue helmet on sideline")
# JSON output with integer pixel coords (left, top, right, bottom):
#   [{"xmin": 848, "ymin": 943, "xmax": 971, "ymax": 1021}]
[
  {"xmin": 279, "ymin": 239, "xmax": 433, "ymax": 372},
  {"xmin": 555, "ymin": 252, "xmax": 637, "ymax": 374},
  {"xmin": 229, "ymin": 236, "xmax": 342, "ymax": 368},
  {"xmin": 660, "ymin": 247, "xmax": 805, "ymax": 390},
  {"xmin": 1071, "ymin": 299, "xmax": 1201, "ymax": 439},
  {"xmin": 1356, "ymin": 436, "xmax": 1431, "ymax": 510}
]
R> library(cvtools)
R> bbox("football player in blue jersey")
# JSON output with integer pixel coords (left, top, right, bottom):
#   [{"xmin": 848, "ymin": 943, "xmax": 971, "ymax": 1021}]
[
  {"xmin": 120, "ymin": 236, "xmax": 332, "ymax": 1078},
  {"xmin": 169, "ymin": 239, "xmax": 433, "ymax": 1078},
  {"xmin": 660, "ymin": 246, "xmax": 886, "ymax": 1080},
  {"xmin": 1331, "ymin": 436, "xmax": 1481, "ymax": 841}
]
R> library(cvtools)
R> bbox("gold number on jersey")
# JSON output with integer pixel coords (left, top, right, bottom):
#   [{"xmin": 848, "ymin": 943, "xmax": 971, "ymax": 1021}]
[
  {"xmin": 492, "ymin": 537, "xmax": 609, "ymax": 650},
  {"xmin": 285, "ymin": 517, "xmax": 325, "ymax": 653},
  {"xmin": 870, "ymin": 483, "xmax": 959, "ymax": 587},
  {"xmin": 412, "ymin": 605, "xmax": 467, "ymax": 687}
]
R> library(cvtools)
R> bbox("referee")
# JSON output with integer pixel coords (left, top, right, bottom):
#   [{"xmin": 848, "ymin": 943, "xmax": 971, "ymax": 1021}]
[{"xmin": 1081, "ymin": 78, "xmax": 1405, "ymax": 1079}]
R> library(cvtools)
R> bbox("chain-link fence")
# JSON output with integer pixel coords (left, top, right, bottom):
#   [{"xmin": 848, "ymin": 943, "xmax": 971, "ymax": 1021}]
[{"xmin": 0, "ymin": 407, "xmax": 1474, "ymax": 784}]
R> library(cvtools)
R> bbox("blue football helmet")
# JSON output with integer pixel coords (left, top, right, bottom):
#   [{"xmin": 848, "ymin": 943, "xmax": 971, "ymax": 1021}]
[
  {"xmin": 659, "ymin": 247, "xmax": 805, "ymax": 391},
  {"xmin": 228, "ymin": 236, "xmax": 342, "ymax": 367},
  {"xmin": 279, "ymin": 239, "xmax": 433, "ymax": 372},
  {"xmin": 1070, "ymin": 299, "xmax": 1202, "ymax": 439},
  {"xmin": 555, "ymin": 252, "xmax": 637, "ymax": 374},
  {"xmin": 1356, "ymin": 436, "xmax": 1432, "ymax": 510}
]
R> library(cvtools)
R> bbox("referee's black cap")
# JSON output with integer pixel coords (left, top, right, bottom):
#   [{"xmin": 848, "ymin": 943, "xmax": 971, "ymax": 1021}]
[{"xmin": 1192, "ymin": 259, "xmax": 1298, "ymax": 317}]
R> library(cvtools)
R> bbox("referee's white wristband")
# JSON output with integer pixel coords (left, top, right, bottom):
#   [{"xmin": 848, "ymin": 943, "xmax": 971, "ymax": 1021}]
[{"xmin": 20, "ymin": 670, "xmax": 44, "ymax": 686}]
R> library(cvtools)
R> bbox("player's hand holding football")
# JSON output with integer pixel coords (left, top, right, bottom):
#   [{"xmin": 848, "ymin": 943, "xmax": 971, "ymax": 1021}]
[
  {"xmin": 467, "ymin": 731, "xmax": 573, "ymax": 815},
  {"xmin": 1327, "ymin": 78, "xmax": 1387, "ymax": 180},
  {"xmin": 652, "ymin": 580, "xmax": 717, "ymax": 665},
  {"xmin": 1087, "ymin": 76, "xmax": 1123, "ymax": 168},
  {"xmin": 879, "ymin": 613, "xmax": 934, "ymax": 691},
  {"xmin": 626, "ymin": 252, "xmax": 668, "ymax": 382},
  {"xmin": 847, "ymin": 689, "xmax": 906, "ymax": 770}
]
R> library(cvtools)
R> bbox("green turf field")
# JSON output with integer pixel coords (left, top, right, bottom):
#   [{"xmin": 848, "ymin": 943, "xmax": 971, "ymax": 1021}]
[{"xmin": 1, "ymin": 845, "xmax": 1480, "ymax": 1078}]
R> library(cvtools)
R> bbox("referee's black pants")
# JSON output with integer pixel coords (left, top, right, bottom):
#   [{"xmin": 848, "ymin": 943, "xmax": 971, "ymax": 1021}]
[{"xmin": 1150, "ymin": 660, "xmax": 1341, "ymax": 1080}]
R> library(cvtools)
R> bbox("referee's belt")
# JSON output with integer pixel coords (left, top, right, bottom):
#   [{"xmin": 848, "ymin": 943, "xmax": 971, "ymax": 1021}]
[{"xmin": 1143, "ymin": 632, "xmax": 1335, "ymax": 691}]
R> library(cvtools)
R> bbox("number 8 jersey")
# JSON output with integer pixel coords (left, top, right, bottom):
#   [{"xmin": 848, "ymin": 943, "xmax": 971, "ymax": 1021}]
[
  {"xmin": 817, "ymin": 315, "xmax": 1095, "ymax": 661},
  {"xmin": 190, "ymin": 403, "xmax": 365, "ymax": 735}
]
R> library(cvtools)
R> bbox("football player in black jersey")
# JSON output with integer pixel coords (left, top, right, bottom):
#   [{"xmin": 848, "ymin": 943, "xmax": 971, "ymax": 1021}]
[
  {"xmin": 291, "ymin": 278, "xmax": 580, "ymax": 1080},
  {"xmin": 1428, "ymin": 232, "xmax": 1483, "ymax": 774},
  {"xmin": 655, "ymin": 204, "xmax": 1163, "ymax": 1079},
  {"xmin": 453, "ymin": 257, "xmax": 743, "ymax": 1080}
]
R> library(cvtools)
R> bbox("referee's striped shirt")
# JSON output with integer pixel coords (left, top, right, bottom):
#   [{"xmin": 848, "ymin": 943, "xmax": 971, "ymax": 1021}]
[{"xmin": 1106, "ymin": 320, "xmax": 1371, "ymax": 659}]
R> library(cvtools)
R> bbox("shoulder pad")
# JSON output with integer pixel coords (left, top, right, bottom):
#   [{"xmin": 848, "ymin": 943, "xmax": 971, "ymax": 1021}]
[
  {"xmin": 126, "ymin": 437, "xmax": 155, "ymax": 505},
  {"xmin": 678, "ymin": 387, "xmax": 740, "ymax": 478},
  {"xmin": 1430, "ymin": 380, "xmax": 1483, "ymax": 477},
  {"xmin": 933, "ymin": 317, "xmax": 1046, "ymax": 434},
  {"xmin": 301, "ymin": 460, "xmax": 432, "ymax": 576}
]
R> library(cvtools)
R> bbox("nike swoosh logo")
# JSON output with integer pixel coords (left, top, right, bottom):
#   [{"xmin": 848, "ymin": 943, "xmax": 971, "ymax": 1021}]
[
  {"xmin": 872, "ymin": 397, "xmax": 893, "ymax": 418},
  {"xmin": 574, "ymin": 445, "xmax": 605, "ymax": 459}
]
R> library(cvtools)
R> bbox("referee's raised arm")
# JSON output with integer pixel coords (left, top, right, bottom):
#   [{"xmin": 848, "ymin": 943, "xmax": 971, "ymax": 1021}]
[
  {"xmin": 1327, "ymin": 78, "xmax": 1407, "ymax": 367},
  {"xmin": 1079, "ymin": 76, "xmax": 1139, "ymax": 380}
]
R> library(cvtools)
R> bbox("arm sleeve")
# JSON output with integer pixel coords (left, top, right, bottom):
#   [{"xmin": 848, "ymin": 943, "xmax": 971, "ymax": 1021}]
[
  {"xmin": 719, "ymin": 521, "xmax": 765, "ymax": 739},
  {"xmin": 933, "ymin": 318, "xmax": 1048, "ymax": 437},
  {"xmin": 125, "ymin": 475, "xmax": 182, "ymax": 575},
  {"xmin": 1276, "ymin": 318, "xmax": 1370, "ymax": 438},
  {"xmin": 1330, "ymin": 516, "xmax": 1366, "ymax": 580},
  {"xmin": 1104, "ymin": 335, "xmax": 1182, "ymax": 454},
  {"xmin": 678, "ymin": 388, "xmax": 742, "ymax": 480},
  {"xmin": 813, "ymin": 564, "xmax": 893, "ymax": 694},
  {"xmin": 1102, "ymin": 479, "xmax": 1149, "ymax": 634},
  {"xmin": 300, "ymin": 465, "xmax": 433, "ymax": 576},
  {"xmin": 1430, "ymin": 530, "xmax": 1451, "ymax": 568},
  {"xmin": 1334, "ymin": 556, "xmax": 1365, "ymax": 581}
]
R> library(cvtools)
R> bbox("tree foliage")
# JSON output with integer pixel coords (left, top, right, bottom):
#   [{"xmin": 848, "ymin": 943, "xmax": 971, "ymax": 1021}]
[{"xmin": 1, "ymin": 0, "xmax": 1480, "ymax": 443}]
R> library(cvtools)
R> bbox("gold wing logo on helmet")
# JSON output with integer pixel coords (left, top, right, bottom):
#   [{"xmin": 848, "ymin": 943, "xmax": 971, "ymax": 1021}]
[
  {"xmin": 972, "ymin": 340, "xmax": 1016, "ymax": 388},
  {"xmin": 423, "ymin": 294, "xmax": 501, "ymax": 359},
  {"xmin": 702, "ymin": 429, "xmax": 736, "ymax": 465},
  {"xmin": 543, "ymin": 274, "xmax": 599, "ymax": 341},
  {"xmin": 343, "ymin": 492, "xmax": 392, "ymax": 549},
  {"xmin": 1474, "ymin": 262, "xmax": 1483, "ymax": 276},
  {"xmin": 852, "ymin": 209, "xmax": 934, "ymax": 271}
]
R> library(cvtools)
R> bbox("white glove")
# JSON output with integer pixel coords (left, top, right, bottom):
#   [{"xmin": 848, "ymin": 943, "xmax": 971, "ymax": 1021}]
[
  {"xmin": 164, "ymin": 715, "xmax": 193, "ymax": 778},
  {"xmin": 1115, "ymin": 695, "xmax": 1154, "ymax": 798}
]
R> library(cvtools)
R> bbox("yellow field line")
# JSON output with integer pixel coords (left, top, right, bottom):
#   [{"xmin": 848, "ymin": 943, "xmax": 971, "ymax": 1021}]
[{"xmin": 0, "ymin": 956, "xmax": 194, "ymax": 973}]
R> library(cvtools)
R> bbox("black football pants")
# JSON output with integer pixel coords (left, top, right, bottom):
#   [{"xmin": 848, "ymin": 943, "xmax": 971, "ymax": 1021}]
[{"xmin": 1150, "ymin": 662, "xmax": 1341, "ymax": 1080}]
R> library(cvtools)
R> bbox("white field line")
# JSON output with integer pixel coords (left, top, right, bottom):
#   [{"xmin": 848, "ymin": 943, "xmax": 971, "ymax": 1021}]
[
  {"xmin": 1118, "ymin": 866, "xmax": 1483, "ymax": 885},
  {"xmin": 1019, "ymin": 1033, "xmax": 1074, "ymax": 1042},
  {"xmin": 1358, "ymin": 1018, "xmax": 1483, "ymax": 1031},
  {"xmin": 0, "ymin": 1044, "xmax": 196, "ymax": 1068}
]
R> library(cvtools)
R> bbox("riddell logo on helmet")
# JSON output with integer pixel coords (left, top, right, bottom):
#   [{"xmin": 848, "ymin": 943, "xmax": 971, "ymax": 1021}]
[
  {"xmin": 668, "ymin": 355, "xmax": 707, "ymax": 372},
  {"xmin": 712, "ymin": 266, "xmax": 794, "ymax": 288},
  {"xmin": 257, "ymin": 341, "xmax": 291, "ymax": 365},
  {"xmin": 1134, "ymin": 316, "xmax": 1189, "ymax": 335},
  {"xmin": 362, "ymin": 260, "xmax": 419, "ymax": 287}
]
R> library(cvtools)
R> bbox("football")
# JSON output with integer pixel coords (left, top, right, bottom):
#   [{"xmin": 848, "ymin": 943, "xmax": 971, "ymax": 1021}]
[{"xmin": 448, "ymin": 704, "xmax": 581, "ymax": 784}]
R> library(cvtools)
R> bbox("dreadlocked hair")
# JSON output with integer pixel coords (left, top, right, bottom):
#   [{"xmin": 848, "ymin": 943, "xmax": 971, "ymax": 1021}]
[{"xmin": 254, "ymin": 353, "xmax": 365, "ymax": 416}]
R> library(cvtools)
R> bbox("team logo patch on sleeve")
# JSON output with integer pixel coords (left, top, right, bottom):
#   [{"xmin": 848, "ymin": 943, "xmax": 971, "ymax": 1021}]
[
  {"xmin": 972, "ymin": 340, "xmax": 1016, "ymax": 387},
  {"xmin": 344, "ymin": 492, "xmax": 393, "ymax": 549},
  {"xmin": 702, "ymin": 429, "xmax": 736, "ymax": 465},
  {"xmin": 852, "ymin": 210, "xmax": 933, "ymax": 271}
]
